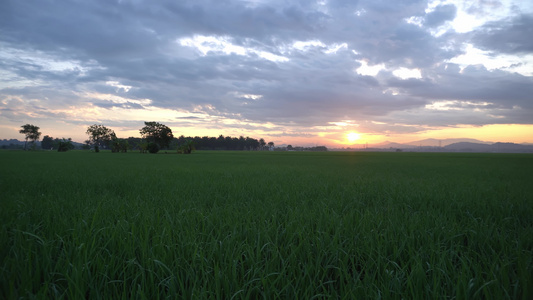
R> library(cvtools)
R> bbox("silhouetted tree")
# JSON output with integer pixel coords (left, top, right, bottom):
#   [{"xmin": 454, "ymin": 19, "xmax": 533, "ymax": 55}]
[
  {"xmin": 111, "ymin": 138, "xmax": 129, "ymax": 153},
  {"xmin": 86, "ymin": 125, "xmax": 115, "ymax": 152},
  {"xmin": 217, "ymin": 135, "xmax": 225, "ymax": 149},
  {"xmin": 19, "ymin": 124, "xmax": 41, "ymax": 150},
  {"xmin": 57, "ymin": 138, "xmax": 74, "ymax": 152},
  {"xmin": 147, "ymin": 142, "xmax": 159, "ymax": 154},
  {"xmin": 83, "ymin": 139, "xmax": 92, "ymax": 150},
  {"xmin": 178, "ymin": 139, "xmax": 195, "ymax": 154},
  {"xmin": 140, "ymin": 122, "xmax": 173, "ymax": 149},
  {"xmin": 139, "ymin": 140, "xmax": 149, "ymax": 153},
  {"xmin": 41, "ymin": 135, "xmax": 55, "ymax": 150},
  {"xmin": 166, "ymin": 135, "xmax": 263, "ymax": 151}
]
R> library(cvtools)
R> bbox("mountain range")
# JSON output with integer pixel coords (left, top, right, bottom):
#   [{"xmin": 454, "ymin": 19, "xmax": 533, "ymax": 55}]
[
  {"xmin": 368, "ymin": 138, "xmax": 533, "ymax": 153},
  {"xmin": 375, "ymin": 138, "xmax": 491, "ymax": 148},
  {"xmin": 340, "ymin": 138, "xmax": 533, "ymax": 153}
]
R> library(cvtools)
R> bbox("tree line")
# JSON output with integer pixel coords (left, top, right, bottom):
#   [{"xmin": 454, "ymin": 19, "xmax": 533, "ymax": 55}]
[
  {"xmin": 84, "ymin": 122, "xmax": 276, "ymax": 154},
  {"xmin": 16, "ymin": 124, "xmax": 77, "ymax": 151},
  {"xmin": 16, "ymin": 122, "xmax": 321, "ymax": 153}
]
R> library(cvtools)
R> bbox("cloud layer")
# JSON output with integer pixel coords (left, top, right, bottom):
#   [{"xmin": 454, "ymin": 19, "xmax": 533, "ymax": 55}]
[{"xmin": 1, "ymin": 0, "xmax": 532, "ymax": 144}]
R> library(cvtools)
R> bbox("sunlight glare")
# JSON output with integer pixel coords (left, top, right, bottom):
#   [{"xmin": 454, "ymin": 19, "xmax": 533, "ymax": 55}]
[{"xmin": 347, "ymin": 132, "xmax": 361, "ymax": 143}]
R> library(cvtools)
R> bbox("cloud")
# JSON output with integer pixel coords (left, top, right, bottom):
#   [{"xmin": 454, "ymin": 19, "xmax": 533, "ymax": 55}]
[
  {"xmin": 471, "ymin": 14, "xmax": 533, "ymax": 54},
  {"xmin": 93, "ymin": 102, "xmax": 145, "ymax": 110},
  {"xmin": 424, "ymin": 4, "xmax": 457, "ymax": 27},
  {"xmin": 1, "ymin": 0, "xmax": 532, "ymax": 143}
]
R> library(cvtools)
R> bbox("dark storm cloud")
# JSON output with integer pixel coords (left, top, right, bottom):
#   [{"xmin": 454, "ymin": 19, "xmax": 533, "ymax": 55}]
[{"xmin": 1, "ymin": 0, "xmax": 532, "ymax": 137}]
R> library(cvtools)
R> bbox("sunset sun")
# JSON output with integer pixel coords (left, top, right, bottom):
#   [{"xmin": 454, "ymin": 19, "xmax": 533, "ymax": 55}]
[
  {"xmin": 1, "ymin": 1, "xmax": 533, "ymax": 147},
  {"xmin": 346, "ymin": 132, "xmax": 361, "ymax": 143}
]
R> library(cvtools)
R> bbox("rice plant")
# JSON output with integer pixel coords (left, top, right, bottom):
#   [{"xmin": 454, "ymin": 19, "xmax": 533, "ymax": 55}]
[{"xmin": 1, "ymin": 150, "xmax": 531, "ymax": 299}]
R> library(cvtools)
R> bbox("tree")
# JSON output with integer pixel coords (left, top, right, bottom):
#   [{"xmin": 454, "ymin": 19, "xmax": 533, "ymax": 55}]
[
  {"xmin": 139, "ymin": 122, "xmax": 173, "ymax": 149},
  {"xmin": 83, "ymin": 139, "xmax": 92, "ymax": 150},
  {"xmin": 139, "ymin": 140, "xmax": 149, "ymax": 153},
  {"xmin": 178, "ymin": 139, "xmax": 195, "ymax": 154},
  {"xmin": 245, "ymin": 136, "xmax": 259, "ymax": 151},
  {"xmin": 111, "ymin": 138, "xmax": 129, "ymax": 153},
  {"xmin": 147, "ymin": 142, "xmax": 160, "ymax": 154},
  {"xmin": 86, "ymin": 125, "xmax": 115, "ymax": 152},
  {"xmin": 268, "ymin": 141, "xmax": 274, "ymax": 150},
  {"xmin": 57, "ymin": 138, "xmax": 74, "ymax": 152},
  {"xmin": 19, "ymin": 124, "xmax": 41, "ymax": 150},
  {"xmin": 41, "ymin": 135, "xmax": 55, "ymax": 150},
  {"xmin": 259, "ymin": 138, "xmax": 266, "ymax": 150}
]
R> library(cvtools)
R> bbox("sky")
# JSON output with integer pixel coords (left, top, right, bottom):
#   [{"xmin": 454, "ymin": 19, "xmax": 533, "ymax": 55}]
[{"xmin": 1, "ymin": 0, "xmax": 532, "ymax": 147}]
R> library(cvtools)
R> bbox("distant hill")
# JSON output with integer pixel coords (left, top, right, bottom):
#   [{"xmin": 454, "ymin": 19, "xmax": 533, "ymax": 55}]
[
  {"xmin": 373, "ymin": 141, "xmax": 412, "ymax": 149},
  {"xmin": 442, "ymin": 142, "xmax": 533, "ymax": 153},
  {"xmin": 365, "ymin": 139, "xmax": 533, "ymax": 153},
  {"xmin": 0, "ymin": 139, "xmax": 84, "ymax": 149},
  {"xmin": 0, "ymin": 139, "xmax": 26, "ymax": 149},
  {"xmin": 0, "ymin": 139, "xmax": 26, "ymax": 146},
  {"xmin": 443, "ymin": 142, "xmax": 492, "ymax": 152},
  {"xmin": 373, "ymin": 138, "xmax": 493, "ymax": 149},
  {"xmin": 405, "ymin": 138, "xmax": 492, "ymax": 147}
]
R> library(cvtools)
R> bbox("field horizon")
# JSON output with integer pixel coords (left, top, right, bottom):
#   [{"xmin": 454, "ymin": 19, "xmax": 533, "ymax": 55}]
[{"xmin": 1, "ymin": 150, "xmax": 532, "ymax": 298}]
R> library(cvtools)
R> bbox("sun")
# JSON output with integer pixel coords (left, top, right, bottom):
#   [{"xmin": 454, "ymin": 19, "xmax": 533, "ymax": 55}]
[{"xmin": 346, "ymin": 132, "xmax": 361, "ymax": 143}]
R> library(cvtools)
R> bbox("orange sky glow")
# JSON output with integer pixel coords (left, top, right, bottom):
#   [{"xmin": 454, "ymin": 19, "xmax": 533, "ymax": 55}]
[{"xmin": 1, "ymin": 1, "xmax": 532, "ymax": 147}]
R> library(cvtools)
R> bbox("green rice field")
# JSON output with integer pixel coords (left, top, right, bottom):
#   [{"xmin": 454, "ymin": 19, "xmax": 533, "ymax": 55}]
[{"xmin": 1, "ymin": 150, "xmax": 532, "ymax": 299}]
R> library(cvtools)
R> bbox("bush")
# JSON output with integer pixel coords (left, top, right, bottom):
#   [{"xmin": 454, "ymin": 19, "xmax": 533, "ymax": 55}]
[
  {"xmin": 147, "ymin": 142, "xmax": 159, "ymax": 154},
  {"xmin": 111, "ymin": 139, "xmax": 129, "ymax": 153},
  {"xmin": 57, "ymin": 139, "xmax": 74, "ymax": 152},
  {"xmin": 178, "ymin": 139, "xmax": 195, "ymax": 154}
]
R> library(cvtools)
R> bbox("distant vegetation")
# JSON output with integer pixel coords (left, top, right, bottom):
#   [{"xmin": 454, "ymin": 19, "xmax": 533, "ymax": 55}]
[
  {"xmin": 86, "ymin": 124, "xmax": 116, "ymax": 152},
  {"xmin": 1, "ymin": 151, "xmax": 531, "ymax": 298},
  {"xmin": 18, "ymin": 124, "xmax": 41, "ymax": 150},
  {"xmin": 9, "ymin": 122, "xmax": 328, "ymax": 152}
]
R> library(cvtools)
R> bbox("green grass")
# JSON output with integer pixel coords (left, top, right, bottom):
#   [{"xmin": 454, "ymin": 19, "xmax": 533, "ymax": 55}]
[{"xmin": 1, "ymin": 150, "xmax": 532, "ymax": 299}]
